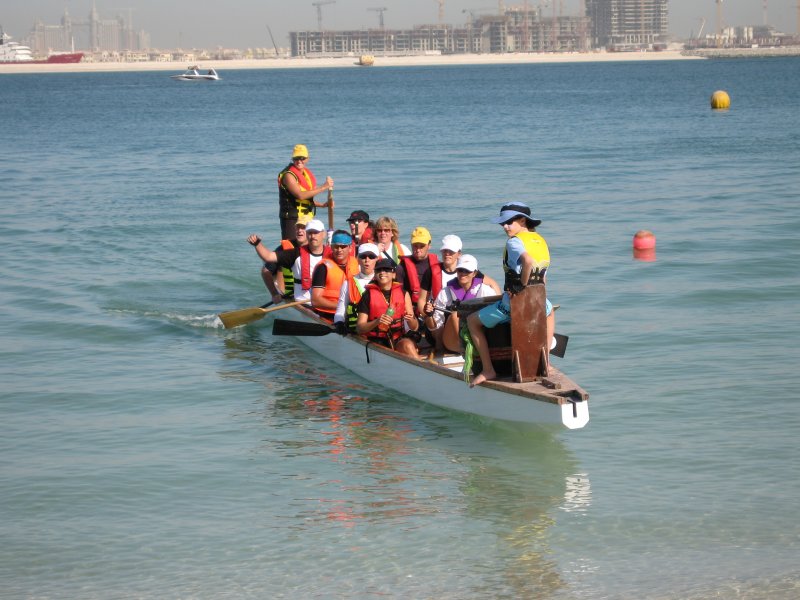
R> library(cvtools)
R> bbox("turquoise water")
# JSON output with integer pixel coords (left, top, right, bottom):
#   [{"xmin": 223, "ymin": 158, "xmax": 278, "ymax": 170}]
[{"xmin": 2, "ymin": 58, "xmax": 799, "ymax": 598}]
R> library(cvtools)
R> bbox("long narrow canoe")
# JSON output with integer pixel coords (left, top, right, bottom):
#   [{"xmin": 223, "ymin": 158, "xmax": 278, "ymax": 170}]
[{"xmin": 274, "ymin": 302, "xmax": 589, "ymax": 430}]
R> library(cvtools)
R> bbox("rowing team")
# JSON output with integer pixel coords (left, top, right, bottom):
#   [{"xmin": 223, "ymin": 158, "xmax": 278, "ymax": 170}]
[{"xmin": 247, "ymin": 202, "xmax": 552, "ymax": 387}]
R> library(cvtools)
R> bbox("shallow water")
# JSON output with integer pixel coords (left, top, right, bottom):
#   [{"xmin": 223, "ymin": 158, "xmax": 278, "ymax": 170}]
[{"xmin": 2, "ymin": 58, "xmax": 799, "ymax": 598}]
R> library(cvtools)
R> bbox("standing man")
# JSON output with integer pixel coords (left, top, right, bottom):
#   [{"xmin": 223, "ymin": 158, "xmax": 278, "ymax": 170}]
[{"xmin": 278, "ymin": 144, "xmax": 334, "ymax": 240}]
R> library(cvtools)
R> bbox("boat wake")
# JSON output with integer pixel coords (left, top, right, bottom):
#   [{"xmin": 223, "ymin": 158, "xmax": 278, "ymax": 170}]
[{"xmin": 106, "ymin": 307, "xmax": 226, "ymax": 329}]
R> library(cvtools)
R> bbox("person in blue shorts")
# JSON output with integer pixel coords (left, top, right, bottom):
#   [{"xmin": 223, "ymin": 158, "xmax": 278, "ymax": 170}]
[{"xmin": 467, "ymin": 203, "xmax": 552, "ymax": 387}]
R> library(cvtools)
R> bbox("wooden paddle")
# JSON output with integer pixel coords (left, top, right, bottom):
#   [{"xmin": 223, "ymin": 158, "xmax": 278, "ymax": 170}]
[
  {"xmin": 326, "ymin": 187, "xmax": 334, "ymax": 231},
  {"xmin": 218, "ymin": 300, "xmax": 309, "ymax": 329},
  {"xmin": 273, "ymin": 318, "xmax": 569, "ymax": 358}
]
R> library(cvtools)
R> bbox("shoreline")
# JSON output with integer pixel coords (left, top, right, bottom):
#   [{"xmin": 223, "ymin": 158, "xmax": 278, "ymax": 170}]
[{"xmin": 1, "ymin": 50, "xmax": 703, "ymax": 75}]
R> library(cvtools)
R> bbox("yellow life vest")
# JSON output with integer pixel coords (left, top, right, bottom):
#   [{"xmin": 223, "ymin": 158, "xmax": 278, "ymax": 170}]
[{"xmin": 503, "ymin": 230, "xmax": 550, "ymax": 286}]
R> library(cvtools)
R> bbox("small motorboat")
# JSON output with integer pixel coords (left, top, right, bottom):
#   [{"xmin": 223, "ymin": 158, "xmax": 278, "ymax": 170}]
[{"xmin": 170, "ymin": 66, "xmax": 220, "ymax": 81}]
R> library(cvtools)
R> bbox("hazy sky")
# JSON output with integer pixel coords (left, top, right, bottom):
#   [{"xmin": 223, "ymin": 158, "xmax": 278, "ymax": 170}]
[{"xmin": 4, "ymin": 1, "xmax": 797, "ymax": 49}]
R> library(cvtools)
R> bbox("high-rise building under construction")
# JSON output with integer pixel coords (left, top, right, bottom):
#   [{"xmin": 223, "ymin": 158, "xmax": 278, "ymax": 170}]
[{"xmin": 585, "ymin": 0, "xmax": 668, "ymax": 49}]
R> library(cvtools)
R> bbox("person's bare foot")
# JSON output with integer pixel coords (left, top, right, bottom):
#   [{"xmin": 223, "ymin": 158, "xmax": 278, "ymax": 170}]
[{"xmin": 470, "ymin": 370, "xmax": 496, "ymax": 388}]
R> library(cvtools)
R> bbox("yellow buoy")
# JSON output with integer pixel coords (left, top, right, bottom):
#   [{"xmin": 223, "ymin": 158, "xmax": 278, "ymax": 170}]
[{"xmin": 710, "ymin": 90, "xmax": 731, "ymax": 110}]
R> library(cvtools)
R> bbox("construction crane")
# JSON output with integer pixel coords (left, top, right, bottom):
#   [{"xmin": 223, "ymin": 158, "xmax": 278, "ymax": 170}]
[
  {"xmin": 266, "ymin": 25, "xmax": 280, "ymax": 56},
  {"xmin": 697, "ymin": 17, "xmax": 706, "ymax": 40},
  {"xmin": 716, "ymin": 0, "xmax": 724, "ymax": 38},
  {"xmin": 312, "ymin": 0, "xmax": 335, "ymax": 31},
  {"xmin": 435, "ymin": 0, "xmax": 445, "ymax": 24},
  {"xmin": 368, "ymin": 7, "xmax": 388, "ymax": 29},
  {"xmin": 762, "ymin": 0, "xmax": 768, "ymax": 26}
]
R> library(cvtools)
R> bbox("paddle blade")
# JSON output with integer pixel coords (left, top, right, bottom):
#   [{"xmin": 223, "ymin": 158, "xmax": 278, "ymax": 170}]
[
  {"xmin": 218, "ymin": 300, "xmax": 309, "ymax": 329},
  {"xmin": 273, "ymin": 319, "xmax": 334, "ymax": 337},
  {"xmin": 550, "ymin": 333, "xmax": 568, "ymax": 358},
  {"xmin": 218, "ymin": 306, "xmax": 268, "ymax": 329}
]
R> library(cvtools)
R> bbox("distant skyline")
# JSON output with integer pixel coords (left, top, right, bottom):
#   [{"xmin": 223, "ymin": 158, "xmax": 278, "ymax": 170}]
[{"xmin": 4, "ymin": 1, "xmax": 797, "ymax": 49}]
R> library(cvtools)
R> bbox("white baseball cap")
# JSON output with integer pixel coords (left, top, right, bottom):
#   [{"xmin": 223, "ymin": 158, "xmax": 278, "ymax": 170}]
[
  {"xmin": 358, "ymin": 243, "xmax": 380, "ymax": 256},
  {"xmin": 440, "ymin": 234, "xmax": 462, "ymax": 252},
  {"xmin": 456, "ymin": 254, "xmax": 478, "ymax": 272},
  {"xmin": 305, "ymin": 219, "xmax": 325, "ymax": 233}
]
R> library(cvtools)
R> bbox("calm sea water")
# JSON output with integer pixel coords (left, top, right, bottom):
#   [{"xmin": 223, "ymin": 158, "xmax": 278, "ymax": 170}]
[{"xmin": 2, "ymin": 58, "xmax": 799, "ymax": 599}]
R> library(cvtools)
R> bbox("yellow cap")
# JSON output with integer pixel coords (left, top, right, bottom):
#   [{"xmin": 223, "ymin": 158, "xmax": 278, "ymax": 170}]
[
  {"xmin": 295, "ymin": 212, "xmax": 313, "ymax": 226},
  {"xmin": 292, "ymin": 144, "xmax": 309, "ymax": 158},
  {"xmin": 410, "ymin": 226, "xmax": 432, "ymax": 245}
]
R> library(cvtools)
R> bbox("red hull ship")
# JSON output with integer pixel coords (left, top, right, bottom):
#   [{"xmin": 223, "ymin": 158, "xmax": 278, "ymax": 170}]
[{"xmin": 1, "ymin": 29, "xmax": 84, "ymax": 64}]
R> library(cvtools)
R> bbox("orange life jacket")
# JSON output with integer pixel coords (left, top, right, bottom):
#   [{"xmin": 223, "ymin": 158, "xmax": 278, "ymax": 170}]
[
  {"xmin": 314, "ymin": 256, "xmax": 359, "ymax": 316},
  {"xmin": 278, "ymin": 163, "xmax": 317, "ymax": 219}
]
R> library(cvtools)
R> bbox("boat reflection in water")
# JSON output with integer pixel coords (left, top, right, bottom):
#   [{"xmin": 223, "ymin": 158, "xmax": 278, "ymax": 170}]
[{"xmin": 218, "ymin": 333, "xmax": 592, "ymax": 595}]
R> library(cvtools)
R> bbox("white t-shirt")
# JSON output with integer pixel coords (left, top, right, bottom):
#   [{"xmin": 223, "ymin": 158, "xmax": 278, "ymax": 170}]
[
  {"xmin": 333, "ymin": 272, "xmax": 374, "ymax": 324},
  {"xmin": 292, "ymin": 251, "xmax": 325, "ymax": 302},
  {"xmin": 430, "ymin": 279, "xmax": 496, "ymax": 330}
]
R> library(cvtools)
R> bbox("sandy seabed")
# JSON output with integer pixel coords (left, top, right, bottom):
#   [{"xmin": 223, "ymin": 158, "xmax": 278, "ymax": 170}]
[{"xmin": 0, "ymin": 50, "xmax": 702, "ymax": 75}]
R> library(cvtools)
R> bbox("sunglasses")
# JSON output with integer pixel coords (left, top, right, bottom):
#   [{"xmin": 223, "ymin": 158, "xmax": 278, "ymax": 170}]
[
  {"xmin": 293, "ymin": 156, "xmax": 308, "ymax": 162},
  {"xmin": 456, "ymin": 268, "xmax": 473, "ymax": 274},
  {"xmin": 358, "ymin": 253, "xmax": 378, "ymax": 260},
  {"xmin": 375, "ymin": 268, "xmax": 395, "ymax": 274},
  {"xmin": 332, "ymin": 244, "xmax": 349, "ymax": 250},
  {"xmin": 375, "ymin": 228, "xmax": 393, "ymax": 233}
]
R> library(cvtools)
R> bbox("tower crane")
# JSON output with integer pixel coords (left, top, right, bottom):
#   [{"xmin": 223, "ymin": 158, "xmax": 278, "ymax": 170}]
[
  {"xmin": 312, "ymin": 0, "xmax": 335, "ymax": 31},
  {"xmin": 368, "ymin": 7, "xmax": 388, "ymax": 29},
  {"xmin": 435, "ymin": 0, "xmax": 445, "ymax": 24}
]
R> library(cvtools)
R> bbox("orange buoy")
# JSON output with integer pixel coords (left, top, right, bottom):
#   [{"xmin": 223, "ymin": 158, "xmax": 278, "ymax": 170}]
[
  {"xmin": 633, "ymin": 230, "xmax": 656, "ymax": 250},
  {"xmin": 633, "ymin": 230, "xmax": 656, "ymax": 261},
  {"xmin": 710, "ymin": 90, "xmax": 731, "ymax": 110}
]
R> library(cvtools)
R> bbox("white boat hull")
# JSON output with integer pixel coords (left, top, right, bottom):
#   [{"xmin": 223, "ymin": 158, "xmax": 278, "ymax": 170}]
[{"xmin": 282, "ymin": 307, "xmax": 589, "ymax": 430}]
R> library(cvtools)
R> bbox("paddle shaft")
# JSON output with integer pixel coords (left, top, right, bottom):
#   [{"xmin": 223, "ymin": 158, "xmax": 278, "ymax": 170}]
[{"xmin": 327, "ymin": 188, "xmax": 334, "ymax": 231}]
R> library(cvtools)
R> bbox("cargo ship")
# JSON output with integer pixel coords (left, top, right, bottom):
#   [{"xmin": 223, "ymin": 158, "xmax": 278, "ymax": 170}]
[{"xmin": 1, "ymin": 29, "xmax": 84, "ymax": 64}]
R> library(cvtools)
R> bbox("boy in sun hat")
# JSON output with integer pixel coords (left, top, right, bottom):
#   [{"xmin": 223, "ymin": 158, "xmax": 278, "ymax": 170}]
[
  {"xmin": 277, "ymin": 143, "xmax": 335, "ymax": 239},
  {"xmin": 467, "ymin": 202, "xmax": 552, "ymax": 387}
]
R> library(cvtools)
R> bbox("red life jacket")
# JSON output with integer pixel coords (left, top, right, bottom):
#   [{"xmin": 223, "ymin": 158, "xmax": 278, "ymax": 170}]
[
  {"xmin": 298, "ymin": 245, "xmax": 331, "ymax": 291},
  {"xmin": 400, "ymin": 254, "xmax": 440, "ymax": 304},
  {"xmin": 365, "ymin": 282, "xmax": 405, "ymax": 341}
]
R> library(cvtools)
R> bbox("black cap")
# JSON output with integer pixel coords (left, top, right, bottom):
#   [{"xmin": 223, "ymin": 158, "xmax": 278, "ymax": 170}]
[
  {"xmin": 346, "ymin": 210, "xmax": 369, "ymax": 223},
  {"xmin": 375, "ymin": 258, "xmax": 396, "ymax": 271}
]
